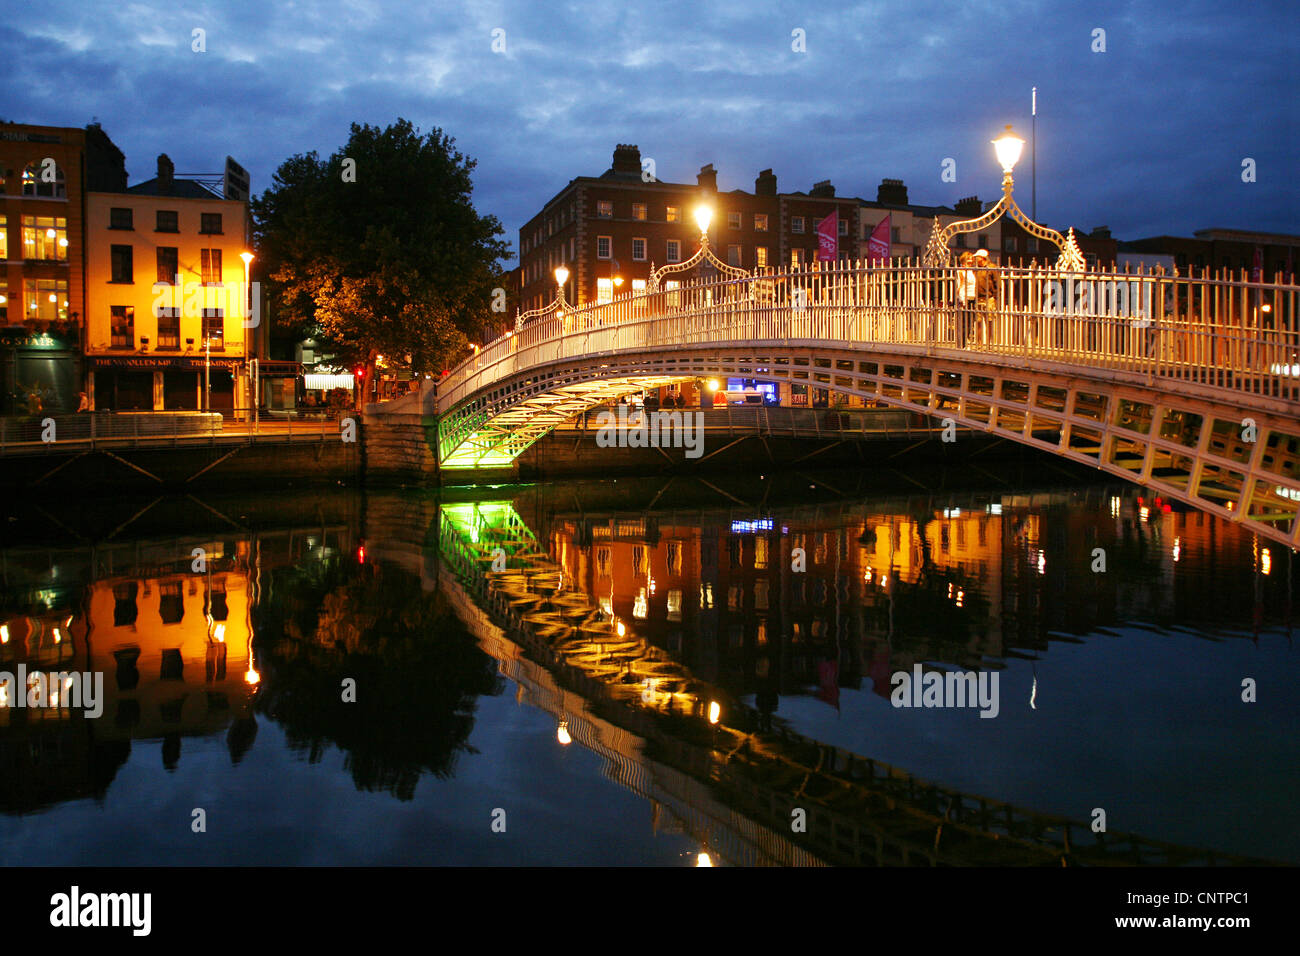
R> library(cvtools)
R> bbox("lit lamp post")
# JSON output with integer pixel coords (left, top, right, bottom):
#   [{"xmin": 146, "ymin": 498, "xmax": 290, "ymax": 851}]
[
  {"xmin": 554, "ymin": 265, "xmax": 569, "ymax": 317},
  {"xmin": 647, "ymin": 202, "xmax": 747, "ymax": 293},
  {"xmin": 923, "ymin": 124, "xmax": 1084, "ymax": 270},
  {"xmin": 240, "ymin": 251, "xmax": 255, "ymax": 429}
]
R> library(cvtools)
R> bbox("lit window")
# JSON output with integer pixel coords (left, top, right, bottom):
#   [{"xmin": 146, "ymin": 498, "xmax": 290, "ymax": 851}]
[
  {"xmin": 0, "ymin": 215, "xmax": 6, "ymax": 260},
  {"xmin": 754, "ymin": 214, "xmax": 768, "ymax": 231},
  {"xmin": 666, "ymin": 206, "xmax": 680, "ymax": 222},
  {"xmin": 632, "ymin": 203, "xmax": 647, "ymax": 221},
  {"xmin": 21, "ymin": 216, "xmax": 68, "ymax": 260},
  {"xmin": 597, "ymin": 200, "xmax": 613, "ymax": 218},
  {"xmin": 631, "ymin": 279, "xmax": 646, "ymax": 293},
  {"xmin": 665, "ymin": 239, "xmax": 680, "ymax": 263},
  {"xmin": 632, "ymin": 238, "xmax": 646, "ymax": 261},
  {"xmin": 597, "ymin": 236, "xmax": 611, "ymax": 259},
  {"xmin": 596, "ymin": 277, "xmax": 613, "ymax": 304},
  {"xmin": 755, "ymin": 246, "xmax": 768, "ymax": 268},
  {"xmin": 792, "ymin": 216, "xmax": 805, "ymax": 234},
  {"xmin": 23, "ymin": 279, "xmax": 68, "ymax": 321}
]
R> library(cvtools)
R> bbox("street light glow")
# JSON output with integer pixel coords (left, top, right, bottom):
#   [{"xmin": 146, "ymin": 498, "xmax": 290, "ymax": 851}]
[
  {"xmin": 993, "ymin": 124, "xmax": 1025, "ymax": 173},
  {"xmin": 240, "ymin": 251, "xmax": 254, "ymax": 266},
  {"xmin": 694, "ymin": 204, "xmax": 712, "ymax": 236},
  {"xmin": 554, "ymin": 265, "xmax": 569, "ymax": 288}
]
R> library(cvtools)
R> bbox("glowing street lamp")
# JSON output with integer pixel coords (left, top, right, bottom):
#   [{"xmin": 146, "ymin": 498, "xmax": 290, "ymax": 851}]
[
  {"xmin": 992, "ymin": 124, "xmax": 1025, "ymax": 174},
  {"xmin": 693, "ymin": 204, "xmax": 713, "ymax": 239}
]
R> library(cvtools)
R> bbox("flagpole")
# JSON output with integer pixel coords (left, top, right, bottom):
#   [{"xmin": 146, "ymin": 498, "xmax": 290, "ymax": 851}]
[{"xmin": 1031, "ymin": 86, "xmax": 1037, "ymax": 222}]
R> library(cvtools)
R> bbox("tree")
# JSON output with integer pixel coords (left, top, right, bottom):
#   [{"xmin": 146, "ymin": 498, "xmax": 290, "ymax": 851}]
[{"xmin": 252, "ymin": 119, "xmax": 512, "ymax": 398}]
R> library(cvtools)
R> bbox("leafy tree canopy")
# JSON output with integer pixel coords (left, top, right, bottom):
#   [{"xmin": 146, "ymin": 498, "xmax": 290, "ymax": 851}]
[{"xmin": 252, "ymin": 119, "xmax": 511, "ymax": 375}]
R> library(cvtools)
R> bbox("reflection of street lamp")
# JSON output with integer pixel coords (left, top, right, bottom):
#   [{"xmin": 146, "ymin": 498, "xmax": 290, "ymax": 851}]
[{"xmin": 240, "ymin": 251, "xmax": 255, "ymax": 428}]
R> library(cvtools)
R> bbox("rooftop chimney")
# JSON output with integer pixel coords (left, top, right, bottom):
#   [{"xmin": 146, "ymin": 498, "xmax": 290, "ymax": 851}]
[
  {"xmin": 1090, "ymin": 225, "xmax": 1112, "ymax": 239},
  {"xmin": 954, "ymin": 195, "xmax": 982, "ymax": 217},
  {"xmin": 755, "ymin": 168, "xmax": 777, "ymax": 196},
  {"xmin": 697, "ymin": 163, "xmax": 717, "ymax": 192},
  {"xmin": 157, "ymin": 154, "xmax": 174, "ymax": 196},
  {"xmin": 877, "ymin": 178, "xmax": 908, "ymax": 205},
  {"xmin": 611, "ymin": 144, "xmax": 641, "ymax": 176},
  {"xmin": 810, "ymin": 179, "xmax": 835, "ymax": 198}
]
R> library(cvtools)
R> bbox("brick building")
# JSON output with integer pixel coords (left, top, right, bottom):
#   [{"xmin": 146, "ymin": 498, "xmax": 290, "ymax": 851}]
[
  {"xmin": 857, "ymin": 180, "xmax": 1003, "ymax": 262},
  {"xmin": 1120, "ymin": 228, "xmax": 1299, "ymax": 279},
  {"xmin": 0, "ymin": 121, "xmax": 126, "ymax": 413},
  {"xmin": 518, "ymin": 145, "xmax": 861, "ymax": 313}
]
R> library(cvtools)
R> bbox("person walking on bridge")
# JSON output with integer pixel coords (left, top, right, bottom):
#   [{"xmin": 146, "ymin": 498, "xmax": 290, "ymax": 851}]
[
  {"xmin": 973, "ymin": 249, "xmax": 998, "ymax": 347},
  {"xmin": 957, "ymin": 251, "xmax": 977, "ymax": 348}
]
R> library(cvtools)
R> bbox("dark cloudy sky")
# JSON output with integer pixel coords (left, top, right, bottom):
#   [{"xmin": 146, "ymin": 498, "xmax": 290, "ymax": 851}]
[{"xmin": 2, "ymin": 0, "xmax": 1294, "ymax": 265}]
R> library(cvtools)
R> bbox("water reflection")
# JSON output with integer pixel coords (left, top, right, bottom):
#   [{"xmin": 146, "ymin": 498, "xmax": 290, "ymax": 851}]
[{"xmin": 0, "ymin": 475, "xmax": 1294, "ymax": 865}]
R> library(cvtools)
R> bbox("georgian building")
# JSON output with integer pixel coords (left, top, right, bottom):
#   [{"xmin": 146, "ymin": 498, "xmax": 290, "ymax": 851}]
[
  {"xmin": 85, "ymin": 155, "xmax": 256, "ymax": 412},
  {"xmin": 517, "ymin": 145, "xmax": 861, "ymax": 315}
]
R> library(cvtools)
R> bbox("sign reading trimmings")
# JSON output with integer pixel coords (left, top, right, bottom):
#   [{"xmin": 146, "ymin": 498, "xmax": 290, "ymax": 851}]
[{"xmin": 223, "ymin": 156, "xmax": 250, "ymax": 202}]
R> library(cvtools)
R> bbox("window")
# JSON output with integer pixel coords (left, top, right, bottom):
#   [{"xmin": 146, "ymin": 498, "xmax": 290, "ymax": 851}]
[
  {"xmin": 977, "ymin": 233, "xmax": 988, "ymax": 249},
  {"xmin": 754, "ymin": 214, "xmax": 768, "ymax": 231},
  {"xmin": 23, "ymin": 279, "xmax": 68, "ymax": 321},
  {"xmin": 727, "ymin": 211, "xmax": 741, "ymax": 230},
  {"xmin": 955, "ymin": 233, "xmax": 968, "ymax": 248},
  {"xmin": 792, "ymin": 216, "xmax": 805, "ymax": 234},
  {"xmin": 1027, "ymin": 238, "xmax": 1038, "ymax": 254},
  {"xmin": 666, "ymin": 239, "xmax": 681, "ymax": 263},
  {"xmin": 597, "ymin": 200, "xmax": 613, "ymax": 218},
  {"xmin": 21, "ymin": 162, "xmax": 65, "ymax": 198},
  {"xmin": 111, "ymin": 305, "xmax": 135, "ymax": 348},
  {"xmin": 727, "ymin": 244, "xmax": 742, "ymax": 267},
  {"xmin": 21, "ymin": 215, "xmax": 69, "ymax": 260},
  {"xmin": 792, "ymin": 248, "xmax": 808, "ymax": 267},
  {"xmin": 1005, "ymin": 237, "xmax": 1018, "ymax": 252},
  {"xmin": 596, "ymin": 236, "xmax": 611, "ymax": 259},
  {"xmin": 156, "ymin": 308, "xmax": 180, "ymax": 348},
  {"xmin": 666, "ymin": 205, "xmax": 680, "ymax": 222},
  {"xmin": 200, "ymin": 248, "xmax": 222, "ymax": 284},
  {"xmin": 157, "ymin": 247, "xmax": 178, "ymax": 284},
  {"xmin": 632, "ymin": 238, "xmax": 646, "ymax": 261},
  {"xmin": 202, "ymin": 309, "xmax": 224, "ymax": 348},
  {"xmin": 110, "ymin": 244, "xmax": 134, "ymax": 282},
  {"xmin": 109, "ymin": 207, "xmax": 133, "ymax": 230},
  {"xmin": 755, "ymin": 246, "xmax": 768, "ymax": 268},
  {"xmin": 200, "ymin": 213, "xmax": 223, "ymax": 234},
  {"xmin": 596, "ymin": 277, "xmax": 614, "ymax": 304},
  {"xmin": 632, "ymin": 203, "xmax": 647, "ymax": 221},
  {"xmin": 0, "ymin": 215, "xmax": 6, "ymax": 259},
  {"xmin": 631, "ymin": 278, "xmax": 646, "ymax": 293},
  {"xmin": 840, "ymin": 219, "xmax": 849, "ymax": 237},
  {"xmin": 156, "ymin": 209, "xmax": 178, "ymax": 232},
  {"xmin": 891, "ymin": 227, "xmax": 901, "ymax": 243}
]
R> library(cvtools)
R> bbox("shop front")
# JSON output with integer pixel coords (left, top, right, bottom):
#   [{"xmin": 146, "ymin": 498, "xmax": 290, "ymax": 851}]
[
  {"xmin": 0, "ymin": 329, "xmax": 80, "ymax": 416},
  {"xmin": 88, "ymin": 355, "xmax": 244, "ymax": 413}
]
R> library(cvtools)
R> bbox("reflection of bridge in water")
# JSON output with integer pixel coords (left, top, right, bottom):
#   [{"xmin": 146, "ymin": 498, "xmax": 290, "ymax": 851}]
[
  {"xmin": 438, "ymin": 499, "xmax": 1279, "ymax": 866},
  {"xmin": 411, "ymin": 262, "xmax": 1300, "ymax": 547}
]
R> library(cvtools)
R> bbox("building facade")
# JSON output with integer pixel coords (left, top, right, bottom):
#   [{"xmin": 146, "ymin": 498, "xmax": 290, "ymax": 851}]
[
  {"xmin": 856, "ymin": 181, "xmax": 1004, "ymax": 262},
  {"xmin": 518, "ymin": 145, "xmax": 861, "ymax": 315},
  {"xmin": 1121, "ymin": 228, "xmax": 1299, "ymax": 279},
  {"xmin": 0, "ymin": 121, "xmax": 126, "ymax": 413},
  {"xmin": 85, "ymin": 155, "xmax": 255, "ymax": 412}
]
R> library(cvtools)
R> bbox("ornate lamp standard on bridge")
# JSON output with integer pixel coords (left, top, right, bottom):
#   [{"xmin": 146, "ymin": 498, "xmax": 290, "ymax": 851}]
[
  {"xmin": 647, "ymin": 203, "xmax": 749, "ymax": 292},
  {"xmin": 923, "ymin": 125, "xmax": 1084, "ymax": 270}
]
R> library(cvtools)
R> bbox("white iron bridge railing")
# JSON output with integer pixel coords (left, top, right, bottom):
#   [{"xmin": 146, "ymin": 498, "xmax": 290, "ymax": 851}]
[{"xmin": 437, "ymin": 260, "xmax": 1300, "ymax": 414}]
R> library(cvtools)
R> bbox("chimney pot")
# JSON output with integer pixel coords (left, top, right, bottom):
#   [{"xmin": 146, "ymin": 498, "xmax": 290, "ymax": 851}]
[
  {"xmin": 157, "ymin": 154, "xmax": 174, "ymax": 195},
  {"xmin": 697, "ymin": 163, "xmax": 717, "ymax": 192}
]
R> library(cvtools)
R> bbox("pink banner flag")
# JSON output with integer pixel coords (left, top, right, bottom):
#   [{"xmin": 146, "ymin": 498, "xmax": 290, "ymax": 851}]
[
  {"xmin": 1251, "ymin": 245, "xmax": 1263, "ymax": 282},
  {"xmin": 867, "ymin": 215, "xmax": 891, "ymax": 263},
  {"xmin": 816, "ymin": 210, "xmax": 838, "ymax": 262}
]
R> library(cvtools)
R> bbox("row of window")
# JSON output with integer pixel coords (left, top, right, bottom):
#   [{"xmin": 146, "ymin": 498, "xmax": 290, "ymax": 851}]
[
  {"xmin": 0, "ymin": 278, "xmax": 69, "ymax": 322},
  {"xmin": 0, "ymin": 214, "xmax": 70, "ymax": 261},
  {"xmin": 109, "ymin": 305, "xmax": 225, "ymax": 350},
  {"xmin": 595, "ymin": 236, "xmax": 833, "ymax": 269},
  {"xmin": 592, "ymin": 201, "xmax": 851, "ymax": 237},
  {"xmin": 110, "ymin": 245, "xmax": 224, "ymax": 284},
  {"xmin": 7, "ymin": 163, "xmax": 68, "ymax": 199},
  {"xmin": 109, "ymin": 207, "xmax": 222, "ymax": 234}
]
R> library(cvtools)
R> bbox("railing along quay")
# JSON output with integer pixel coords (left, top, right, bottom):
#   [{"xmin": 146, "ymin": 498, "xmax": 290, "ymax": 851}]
[
  {"xmin": 439, "ymin": 260, "xmax": 1300, "ymax": 413},
  {"xmin": 0, "ymin": 408, "xmax": 348, "ymax": 457}
]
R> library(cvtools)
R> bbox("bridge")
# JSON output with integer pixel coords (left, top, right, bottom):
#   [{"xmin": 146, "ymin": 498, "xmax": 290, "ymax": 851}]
[{"xmin": 417, "ymin": 259, "xmax": 1300, "ymax": 547}]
